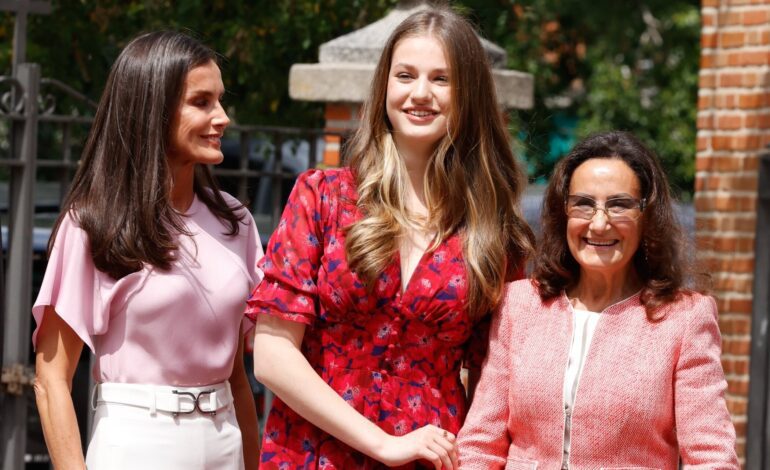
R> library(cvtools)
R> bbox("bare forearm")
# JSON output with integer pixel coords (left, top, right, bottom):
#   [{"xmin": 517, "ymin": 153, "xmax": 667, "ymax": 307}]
[
  {"xmin": 34, "ymin": 379, "xmax": 85, "ymax": 470},
  {"xmin": 254, "ymin": 341, "xmax": 389, "ymax": 459}
]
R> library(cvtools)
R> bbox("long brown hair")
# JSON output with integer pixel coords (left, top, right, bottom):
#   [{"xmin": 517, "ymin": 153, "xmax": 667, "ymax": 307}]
[
  {"xmin": 344, "ymin": 7, "xmax": 535, "ymax": 319},
  {"xmin": 49, "ymin": 31, "xmax": 246, "ymax": 279},
  {"xmin": 533, "ymin": 130, "xmax": 690, "ymax": 318}
]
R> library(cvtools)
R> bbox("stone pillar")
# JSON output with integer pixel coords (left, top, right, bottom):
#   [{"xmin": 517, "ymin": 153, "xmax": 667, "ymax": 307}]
[
  {"xmin": 696, "ymin": 1, "xmax": 770, "ymax": 461},
  {"xmin": 323, "ymin": 103, "xmax": 360, "ymax": 166}
]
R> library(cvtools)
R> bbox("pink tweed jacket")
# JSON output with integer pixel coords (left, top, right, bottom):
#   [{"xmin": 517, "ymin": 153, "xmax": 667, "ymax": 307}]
[{"xmin": 457, "ymin": 279, "xmax": 738, "ymax": 470}]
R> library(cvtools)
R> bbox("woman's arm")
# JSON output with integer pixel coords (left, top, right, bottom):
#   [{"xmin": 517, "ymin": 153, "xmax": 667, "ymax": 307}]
[
  {"xmin": 33, "ymin": 307, "xmax": 86, "ymax": 470},
  {"xmin": 253, "ymin": 314, "xmax": 457, "ymax": 470},
  {"xmin": 230, "ymin": 326, "xmax": 260, "ymax": 470},
  {"xmin": 675, "ymin": 296, "xmax": 739, "ymax": 468}
]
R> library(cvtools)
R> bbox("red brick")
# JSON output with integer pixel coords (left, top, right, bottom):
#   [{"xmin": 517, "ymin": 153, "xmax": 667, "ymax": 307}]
[
  {"xmin": 696, "ymin": 135, "xmax": 710, "ymax": 151},
  {"xmin": 725, "ymin": 396, "xmax": 748, "ymax": 416},
  {"xmin": 734, "ymin": 419, "xmax": 747, "ymax": 438},
  {"xmin": 701, "ymin": 52, "xmax": 717, "ymax": 69},
  {"xmin": 730, "ymin": 298, "xmax": 754, "ymax": 314},
  {"xmin": 699, "ymin": 173, "xmax": 758, "ymax": 191},
  {"xmin": 759, "ymin": 112, "xmax": 770, "ymax": 127},
  {"xmin": 702, "ymin": 12, "xmax": 716, "ymax": 27},
  {"xmin": 717, "ymin": 73, "xmax": 741, "ymax": 87},
  {"xmin": 722, "ymin": 357, "xmax": 751, "ymax": 376},
  {"xmin": 714, "ymin": 297, "xmax": 755, "ymax": 314},
  {"xmin": 723, "ymin": 339, "xmax": 752, "ymax": 357},
  {"xmin": 695, "ymin": 155, "xmax": 760, "ymax": 172},
  {"xmin": 716, "ymin": 94, "xmax": 737, "ymax": 109},
  {"xmin": 696, "ymin": 193, "xmax": 757, "ymax": 211},
  {"xmin": 703, "ymin": 32, "xmax": 718, "ymax": 48},
  {"xmin": 743, "ymin": 9, "xmax": 769, "ymax": 25},
  {"xmin": 695, "ymin": 215, "xmax": 757, "ymax": 232},
  {"xmin": 717, "ymin": 275, "xmax": 755, "ymax": 294},
  {"xmin": 698, "ymin": 94, "xmax": 715, "ymax": 110},
  {"xmin": 720, "ymin": 31, "xmax": 746, "ymax": 48},
  {"xmin": 742, "ymin": 72, "xmax": 762, "ymax": 87},
  {"xmin": 717, "ymin": 114, "xmax": 743, "ymax": 129},
  {"xmin": 698, "ymin": 114, "xmax": 715, "ymax": 130},
  {"xmin": 719, "ymin": 317, "xmax": 753, "ymax": 335},
  {"xmin": 700, "ymin": 73, "xmax": 716, "ymax": 88},
  {"xmin": 324, "ymin": 103, "xmax": 351, "ymax": 121},
  {"xmin": 719, "ymin": 11, "xmax": 743, "ymax": 25},
  {"xmin": 322, "ymin": 134, "xmax": 341, "ymax": 167},
  {"xmin": 728, "ymin": 50, "xmax": 769, "ymax": 66},
  {"xmin": 738, "ymin": 93, "xmax": 762, "ymax": 108},
  {"xmin": 735, "ymin": 134, "xmax": 761, "ymax": 149}
]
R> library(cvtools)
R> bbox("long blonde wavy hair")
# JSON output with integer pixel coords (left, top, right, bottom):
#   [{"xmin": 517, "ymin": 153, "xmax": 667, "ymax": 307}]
[{"xmin": 344, "ymin": 7, "xmax": 534, "ymax": 320}]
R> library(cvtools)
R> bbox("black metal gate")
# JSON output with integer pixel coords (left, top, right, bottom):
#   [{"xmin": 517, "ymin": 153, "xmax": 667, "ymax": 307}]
[{"xmin": 746, "ymin": 149, "xmax": 770, "ymax": 469}]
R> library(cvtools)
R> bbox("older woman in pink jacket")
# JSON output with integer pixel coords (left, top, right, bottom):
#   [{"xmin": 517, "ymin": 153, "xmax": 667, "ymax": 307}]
[{"xmin": 457, "ymin": 131, "xmax": 738, "ymax": 469}]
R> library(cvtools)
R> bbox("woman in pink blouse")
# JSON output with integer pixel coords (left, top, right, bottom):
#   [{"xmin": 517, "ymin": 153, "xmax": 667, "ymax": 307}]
[
  {"xmin": 32, "ymin": 32, "xmax": 262, "ymax": 469},
  {"xmin": 247, "ymin": 7, "xmax": 534, "ymax": 470},
  {"xmin": 457, "ymin": 131, "xmax": 739, "ymax": 469}
]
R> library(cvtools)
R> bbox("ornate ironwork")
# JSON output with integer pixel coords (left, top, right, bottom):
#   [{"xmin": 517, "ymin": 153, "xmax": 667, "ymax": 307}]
[
  {"xmin": 39, "ymin": 77, "xmax": 97, "ymax": 116},
  {"xmin": 0, "ymin": 76, "xmax": 25, "ymax": 115}
]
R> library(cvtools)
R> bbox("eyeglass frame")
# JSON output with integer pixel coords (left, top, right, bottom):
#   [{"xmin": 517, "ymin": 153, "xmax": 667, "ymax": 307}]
[{"xmin": 564, "ymin": 194, "xmax": 647, "ymax": 222}]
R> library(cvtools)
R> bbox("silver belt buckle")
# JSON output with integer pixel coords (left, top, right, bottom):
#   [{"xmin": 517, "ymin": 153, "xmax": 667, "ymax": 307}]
[{"xmin": 171, "ymin": 388, "xmax": 217, "ymax": 417}]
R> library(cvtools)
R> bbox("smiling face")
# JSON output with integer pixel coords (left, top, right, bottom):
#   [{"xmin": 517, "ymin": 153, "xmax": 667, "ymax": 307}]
[
  {"xmin": 566, "ymin": 158, "xmax": 644, "ymax": 280},
  {"xmin": 385, "ymin": 34, "xmax": 452, "ymax": 159},
  {"xmin": 167, "ymin": 60, "xmax": 230, "ymax": 168}
]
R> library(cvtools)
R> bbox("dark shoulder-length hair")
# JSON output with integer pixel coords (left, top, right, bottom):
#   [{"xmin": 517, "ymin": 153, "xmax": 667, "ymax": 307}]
[
  {"xmin": 532, "ymin": 130, "xmax": 690, "ymax": 319},
  {"xmin": 49, "ymin": 30, "xmax": 245, "ymax": 280}
]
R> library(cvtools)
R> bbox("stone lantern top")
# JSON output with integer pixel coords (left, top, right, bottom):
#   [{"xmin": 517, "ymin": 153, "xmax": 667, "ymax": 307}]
[
  {"xmin": 318, "ymin": 3, "xmax": 507, "ymax": 67},
  {"xmin": 289, "ymin": 2, "xmax": 533, "ymax": 110}
]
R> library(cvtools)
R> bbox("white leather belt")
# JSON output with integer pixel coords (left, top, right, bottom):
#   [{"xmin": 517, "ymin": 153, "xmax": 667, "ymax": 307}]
[{"xmin": 94, "ymin": 381, "xmax": 233, "ymax": 417}]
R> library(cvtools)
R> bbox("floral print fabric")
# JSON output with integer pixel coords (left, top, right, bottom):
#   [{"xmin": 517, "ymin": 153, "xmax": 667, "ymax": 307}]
[{"xmin": 246, "ymin": 168, "xmax": 491, "ymax": 469}]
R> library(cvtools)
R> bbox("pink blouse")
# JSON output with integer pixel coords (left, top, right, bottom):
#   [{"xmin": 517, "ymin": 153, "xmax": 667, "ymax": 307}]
[{"xmin": 32, "ymin": 192, "xmax": 263, "ymax": 386}]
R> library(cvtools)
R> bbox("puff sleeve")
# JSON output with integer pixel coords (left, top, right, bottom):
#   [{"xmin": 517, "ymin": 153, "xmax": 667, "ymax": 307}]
[{"xmin": 245, "ymin": 170, "xmax": 327, "ymax": 325}]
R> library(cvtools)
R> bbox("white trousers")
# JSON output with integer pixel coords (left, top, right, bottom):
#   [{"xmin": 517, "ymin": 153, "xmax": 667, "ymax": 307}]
[{"xmin": 85, "ymin": 383, "xmax": 245, "ymax": 469}]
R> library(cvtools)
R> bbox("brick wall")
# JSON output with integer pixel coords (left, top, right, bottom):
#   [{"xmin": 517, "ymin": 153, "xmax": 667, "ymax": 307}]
[
  {"xmin": 323, "ymin": 103, "xmax": 360, "ymax": 166},
  {"xmin": 697, "ymin": 0, "xmax": 770, "ymax": 460}
]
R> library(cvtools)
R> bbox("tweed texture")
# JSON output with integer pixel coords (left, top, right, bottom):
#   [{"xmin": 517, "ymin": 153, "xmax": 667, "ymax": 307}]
[{"xmin": 457, "ymin": 279, "xmax": 739, "ymax": 470}]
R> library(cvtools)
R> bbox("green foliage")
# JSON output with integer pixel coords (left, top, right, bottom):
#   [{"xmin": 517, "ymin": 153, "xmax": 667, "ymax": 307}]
[
  {"xmin": 1, "ymin": 0, "xmax": 398, "ymax": 126},
  {"xmin": 1, "ymin": 0, "xmax": 700, "ymax": 194},
  {"xmin": 467, "ymin": 0, "xmax": 701, "ymax": 196}
]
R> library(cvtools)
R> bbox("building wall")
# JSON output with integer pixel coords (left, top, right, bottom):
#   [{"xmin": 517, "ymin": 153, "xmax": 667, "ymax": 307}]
[{"xmin": 697, "ymin": 0, "xmax": 770, "ymax": 460}]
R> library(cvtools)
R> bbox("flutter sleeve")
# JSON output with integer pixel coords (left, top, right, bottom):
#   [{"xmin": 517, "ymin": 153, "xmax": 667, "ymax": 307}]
[
  {"xmin": 31, "ymin": 213, "xmax": 111, "ymax": 353},
  {"xmin": 675, "ymin": 295, "xmax": 740, "ymax": 468},
  {"xmin": 245, "ymin": 169, "xmax": 327, "ymax": 325}
]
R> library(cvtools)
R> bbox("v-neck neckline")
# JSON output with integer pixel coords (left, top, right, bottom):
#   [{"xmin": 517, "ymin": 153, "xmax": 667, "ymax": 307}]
[{"xmin": 396, "ymin": 237, "xmax": 438, "ymax": 297}]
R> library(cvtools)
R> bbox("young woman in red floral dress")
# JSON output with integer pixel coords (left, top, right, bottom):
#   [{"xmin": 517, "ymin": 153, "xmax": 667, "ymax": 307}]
[{"xmin": 247, "ymin": 7, "xmax": 534, "ymax": 469}]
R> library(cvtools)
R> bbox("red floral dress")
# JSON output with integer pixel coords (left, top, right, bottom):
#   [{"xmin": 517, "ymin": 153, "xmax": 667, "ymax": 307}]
[{"xmin": 246, "ymin": 168, "xmax": 496, "ymax": 469}]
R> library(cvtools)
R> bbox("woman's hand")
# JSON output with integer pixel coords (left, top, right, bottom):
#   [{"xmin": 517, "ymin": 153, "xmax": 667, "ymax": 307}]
[{"xmin": 374, "ymin": 425, "xmax": 458, "ymax": 470}]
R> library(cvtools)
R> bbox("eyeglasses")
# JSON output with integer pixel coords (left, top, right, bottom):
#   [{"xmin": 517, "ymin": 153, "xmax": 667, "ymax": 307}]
[{"xmin": 565, "ymin": 195, "xmax": 646, "ymax": 222}]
